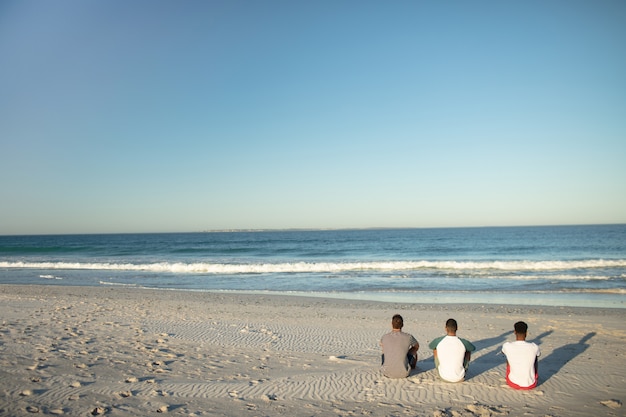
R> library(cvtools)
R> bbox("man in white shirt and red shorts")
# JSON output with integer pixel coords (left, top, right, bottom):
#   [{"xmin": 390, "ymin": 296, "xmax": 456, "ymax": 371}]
[{"xmin": 502, "ymin": 321, "xmax": 540, "ymax": 389}]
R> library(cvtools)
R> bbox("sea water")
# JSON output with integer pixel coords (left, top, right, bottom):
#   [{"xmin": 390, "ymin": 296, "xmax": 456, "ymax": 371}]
[{"xmin": 0, "ymin": 225, "xmax": 624, "ymax": 308}]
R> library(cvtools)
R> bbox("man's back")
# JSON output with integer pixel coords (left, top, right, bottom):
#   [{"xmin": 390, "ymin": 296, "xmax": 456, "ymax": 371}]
[
  {"xmin": 381, "ymin": 331, "xmax": 417, "ymax": 378},
  {"xmin": 429, "ymin": 335, "xmax": 474, "ymax": 382},
  {"xmin": 503, "ymin": 340, "xmax": 540, "ymax": 388}
]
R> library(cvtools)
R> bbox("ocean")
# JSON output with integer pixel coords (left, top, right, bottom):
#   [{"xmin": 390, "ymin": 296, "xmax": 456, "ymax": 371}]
[{"xmin": 1, "ymin": 225, "xmax": 625, "ymax": 308}]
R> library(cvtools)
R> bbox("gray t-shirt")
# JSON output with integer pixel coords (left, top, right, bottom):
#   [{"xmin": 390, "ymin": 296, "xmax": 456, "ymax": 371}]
[{"xmin": 380, "ymin": 331, "xmax": 418, "ymax": 378}]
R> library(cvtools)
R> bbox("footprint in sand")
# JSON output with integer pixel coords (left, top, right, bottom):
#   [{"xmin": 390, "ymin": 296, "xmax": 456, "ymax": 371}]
[{"xmin": 600, "ymin": 399, "xmax": 622, "ymax": 409}]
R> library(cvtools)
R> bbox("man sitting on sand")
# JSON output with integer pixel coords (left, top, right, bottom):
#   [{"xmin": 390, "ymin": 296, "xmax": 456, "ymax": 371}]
[
  {"xmin": 502, "ymin": 321, "xmax": 540, "ymax": 389},
  {"xmin": 380, "ymin": 314, "xmax": 419, "ymax": 378},
  {"xmin": 429, "ymin": 318, "xmax": 476, "ymax": 382}
]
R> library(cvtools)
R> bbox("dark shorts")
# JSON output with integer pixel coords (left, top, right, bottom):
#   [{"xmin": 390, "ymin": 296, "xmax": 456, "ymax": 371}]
[{"xmin": 382, "ymin": 353, "xmax": 417, "ymax": 367}]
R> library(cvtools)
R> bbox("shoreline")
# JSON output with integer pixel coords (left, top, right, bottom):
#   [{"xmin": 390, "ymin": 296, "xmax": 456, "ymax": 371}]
[
  {"xmin": 5, "ymin": 283, "xmax": 626, "ymax": 314},
  {"xmin": 8, "ymin": 280, "xmax": 626, "ymax": 309},
  {"xmin": 1, "ymin": 284, "xmax": 624, "ymax": 416},
  {"xmin": 189, "ymin": 288, "xmax": 626, "ymax": 309}
]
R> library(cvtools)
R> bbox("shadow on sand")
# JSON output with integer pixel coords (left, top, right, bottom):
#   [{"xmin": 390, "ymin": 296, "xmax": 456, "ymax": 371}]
[
  {"xmin": 538, "ymin": 332, "xmax": 596, "ymax": 386},
  {"xmin": 410, "ymin": 329, "xmax": 592, "ymax": 382},
  {"xmin": 409, "ymin": 332, "xmax": 511, "ymax": 376}
]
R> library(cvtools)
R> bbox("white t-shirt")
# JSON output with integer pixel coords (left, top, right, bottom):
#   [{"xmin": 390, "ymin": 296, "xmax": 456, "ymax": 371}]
[
  {"xmin": 431, "ymin": 335, "xmax": 475, "ymax": 382},
  {"xmin": 502, "ymin": 340, "xmax": 540, "ymax": 388}
]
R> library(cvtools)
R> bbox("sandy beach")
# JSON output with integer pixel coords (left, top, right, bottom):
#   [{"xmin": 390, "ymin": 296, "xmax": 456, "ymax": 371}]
[{"xmin": 0, "ymin": 285, "xmax": 624, "ymax": 416}]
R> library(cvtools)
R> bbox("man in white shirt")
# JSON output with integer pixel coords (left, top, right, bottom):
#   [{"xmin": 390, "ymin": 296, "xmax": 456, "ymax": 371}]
[
  {"xmin": 428, "ymin": 318, "xmax": 476, "ymax": 382},
  {"xmin": 502, "ymin": 321, "xmax": 540, "ymax": 389},
  {"xmin": 380, "ymin": 314, "xmax": 420, "ymax": 378}
]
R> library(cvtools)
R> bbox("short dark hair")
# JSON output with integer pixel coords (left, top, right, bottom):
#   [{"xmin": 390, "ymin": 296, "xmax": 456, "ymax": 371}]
[
  {"xmin": 392, "ymin": 314, "xmax": 404, "ymax": 329},
  {"xmin": 446, "ymin": 318, "xmax": 457, "ymax": 331},
  {"xmin": 514, "ymin": 321, "xmax": 528, "ymax": 334}
]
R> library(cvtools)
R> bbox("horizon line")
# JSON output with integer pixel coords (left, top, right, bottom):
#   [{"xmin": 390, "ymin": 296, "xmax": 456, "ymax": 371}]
[{"xmin": 1, "ymin": 222, "xmax": 625, "ymax": 237}]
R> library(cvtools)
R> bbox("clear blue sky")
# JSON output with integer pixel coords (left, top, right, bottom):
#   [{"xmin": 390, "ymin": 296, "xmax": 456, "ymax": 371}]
[{"xmin": 1, "ymin": 1, "xmax": 625, "ymax": 234}]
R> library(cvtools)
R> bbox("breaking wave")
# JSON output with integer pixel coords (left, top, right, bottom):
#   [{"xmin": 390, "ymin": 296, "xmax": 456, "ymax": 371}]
[{"xmin": 2, "ymin": 259, "xmax": 626, "ymax": 274}]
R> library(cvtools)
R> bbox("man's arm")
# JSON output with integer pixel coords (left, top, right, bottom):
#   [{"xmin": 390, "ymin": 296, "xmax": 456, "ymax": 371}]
[
  {"xmin": 461, "ymin": 338, "xmax": 476, "ymax": 352},
  {"xmin": 429, "ymin": 336, "xmax": 444, "ymax": 350}
]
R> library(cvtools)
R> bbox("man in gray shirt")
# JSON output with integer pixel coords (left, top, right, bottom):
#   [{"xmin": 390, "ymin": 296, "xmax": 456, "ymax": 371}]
[{"xmin": 380, "ymin": 314, "xmax": 420, "ymax": 378}]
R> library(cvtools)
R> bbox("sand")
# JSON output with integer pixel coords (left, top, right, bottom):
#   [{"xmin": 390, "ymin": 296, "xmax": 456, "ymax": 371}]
[{"xmin": 0, "ymin": 285, "xmax": 624, "ymax": 417}]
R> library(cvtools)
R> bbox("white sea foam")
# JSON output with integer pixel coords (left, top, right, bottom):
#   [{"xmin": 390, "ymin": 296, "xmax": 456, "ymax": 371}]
[
  {"xmin": 99, "ymin": 281, "xmax": 137, "ymax": 287},
  {"xmin": 2, "ymin": 259, "xmax": 626, "ymax": 274},
  {"xmin": 39, "ymin": 274, "xmax": 62, "ymax": 280}
]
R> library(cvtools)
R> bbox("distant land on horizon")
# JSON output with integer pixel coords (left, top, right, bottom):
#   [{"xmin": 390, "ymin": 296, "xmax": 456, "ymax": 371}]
[{"xmin": 200, "ymin": 223, "xmax": 625, "ymax": 233}]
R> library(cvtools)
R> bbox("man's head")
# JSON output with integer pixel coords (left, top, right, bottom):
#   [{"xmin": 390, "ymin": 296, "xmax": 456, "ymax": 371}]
[
  {"xmin": 514, "ymin": 321, "xmax": 528, "ymax": 335},
  {"xmin": 445, "ymin": 318, "xmax": 458, "ymax": 333},
  {"xmin": 392, "ymin": 314, "xmax": 404, "ymax": 330}
]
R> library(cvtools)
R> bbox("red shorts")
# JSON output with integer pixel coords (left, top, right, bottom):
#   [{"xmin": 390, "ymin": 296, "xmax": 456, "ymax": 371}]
[{"xmin": 506, "ymin": 364, "xmax": 538, "ymax": 390}]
